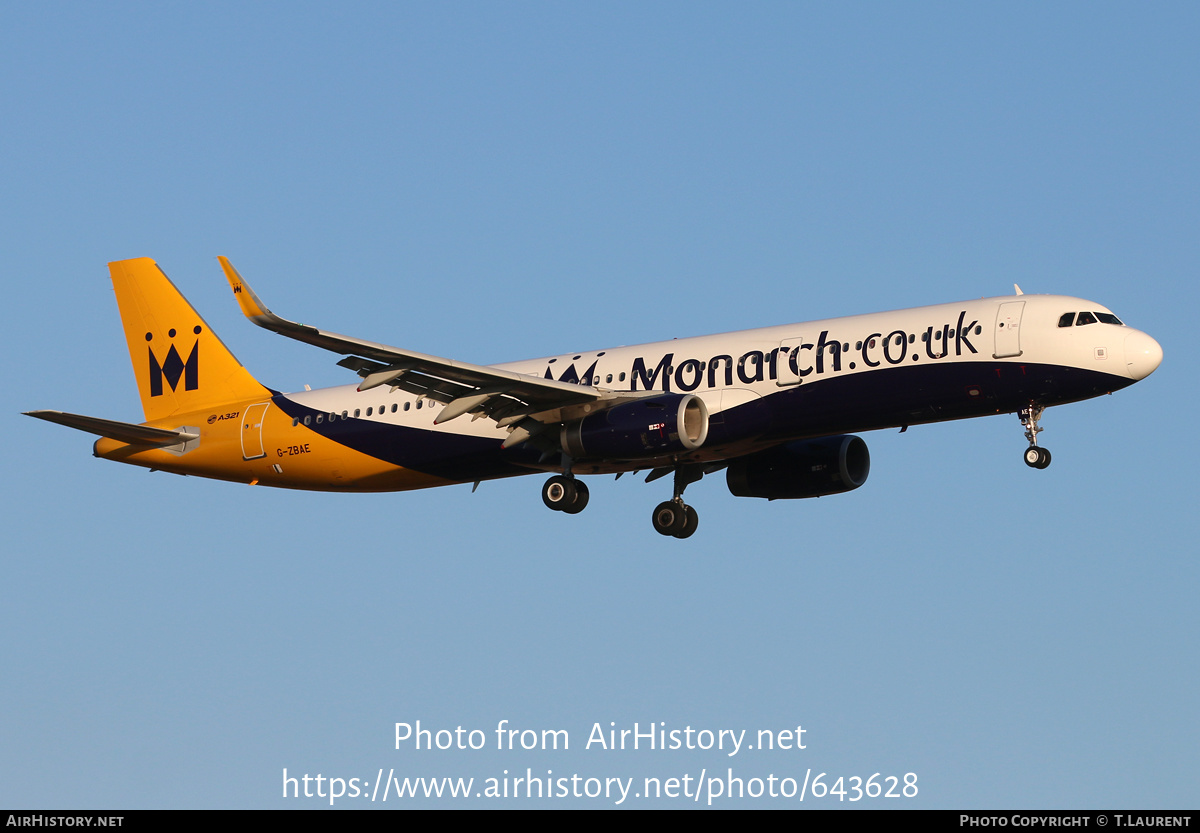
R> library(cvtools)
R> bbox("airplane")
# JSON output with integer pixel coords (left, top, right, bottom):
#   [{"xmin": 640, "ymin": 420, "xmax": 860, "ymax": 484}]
[{"xmin": 26, "ymin": 257, "xmax": 1162, "ymax": 539}]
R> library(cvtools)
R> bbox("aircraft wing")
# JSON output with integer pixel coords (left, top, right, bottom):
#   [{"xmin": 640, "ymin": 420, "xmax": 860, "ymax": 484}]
[
  {"xmin": 24, "ymin": 410, "xmax": 199, "ymax": 447},
  {"xmin": 219, "ymin": 258, "xmax": 633, "ymax": 438}
]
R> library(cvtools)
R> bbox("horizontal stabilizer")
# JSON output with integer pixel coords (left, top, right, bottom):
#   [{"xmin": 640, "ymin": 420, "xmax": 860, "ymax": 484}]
[{"xmin": 24, "ymin": 410, "xmax": 199, "ymax": 447}]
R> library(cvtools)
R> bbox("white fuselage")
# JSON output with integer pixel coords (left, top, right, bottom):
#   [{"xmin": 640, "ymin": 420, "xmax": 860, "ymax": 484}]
[{"xmin": 279, "ymin": 293, "xmax": 1159, "ymax": 474}]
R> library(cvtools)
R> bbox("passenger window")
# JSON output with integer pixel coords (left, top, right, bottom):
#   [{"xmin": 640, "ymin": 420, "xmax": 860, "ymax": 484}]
[
  {"xmin": 366, "ymin": 407, "xmax": 372, "ymax": 416},
  {"xmin": 1059, "ymin": 313, "xmax": 1075, "ymax": 327},
  {"xmin": 1076, "ymin": 312, "xmax": 1097, "ymax": 326},
  {"xmin": 404, "ymin": 402, "xmax": 410, "ymax": 411},
  {"xmin": 316, "ymin": 414, "xmax": 323, "ymax": 424},
  {"xmin": 391, "ymin": 403, "xmax": 397, "ymax": 413},
  {"xmin": 303, "ymin": 416, "xmax": 311, "ymax": 426}
]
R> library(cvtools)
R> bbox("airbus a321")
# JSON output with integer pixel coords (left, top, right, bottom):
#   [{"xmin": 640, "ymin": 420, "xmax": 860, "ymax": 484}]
[{"xmin": 27, "ymin": 258, "xmax": 1162, "ymax": 538}]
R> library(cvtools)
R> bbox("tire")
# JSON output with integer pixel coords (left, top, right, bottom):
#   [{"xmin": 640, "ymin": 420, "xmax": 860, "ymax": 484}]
[
  {"xmin": 652, "ymin": 501, "xmax": 685, "ymax": 536},
  {"xmin": 1024, "ymin": 447, "xmax": 1042, "ymax": 468},
  {"xmin": 562, "ymin": 479, "xmax": 590, "ymax": 514},
  {"xmin": 1035, "ymin": 447, "xmax": 1052, "ymax": 469},
  {"xmin": 674, "ymin": 504, "xmax": 699, "ymax": 539},
  {"xmin": 542, "ymin": 475, "xmax": 577, "ymax": 511}
]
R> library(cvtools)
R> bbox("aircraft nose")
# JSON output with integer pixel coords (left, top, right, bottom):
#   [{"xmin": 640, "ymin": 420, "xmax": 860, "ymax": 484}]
[{"xmin": 1124, "ymin": 330, "xmax": 1163, "ymax": 381}]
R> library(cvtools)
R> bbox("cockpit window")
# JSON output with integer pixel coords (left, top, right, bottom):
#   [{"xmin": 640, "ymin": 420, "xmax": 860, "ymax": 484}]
[
  {"xmin": 1076, "ymin": 311, "xmax": 1098, "ymax": 326},
  {"xmin": 1095, "ymin": 312, "xmax": 1123, "ymax": 325},
  {"xmin": 1058, "ymin": 313, "xmax": 1075, "ymax": 328}
]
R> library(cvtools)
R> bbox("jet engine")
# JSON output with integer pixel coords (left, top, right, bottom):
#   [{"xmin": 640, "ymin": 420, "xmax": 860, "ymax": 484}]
[
  {"xmin": 726, "ymin": 435, "xmax": 870, "ymax": 499},
  {"xmin": 561, "ymin": 394, "xmax": 709, "ymax": 459}
]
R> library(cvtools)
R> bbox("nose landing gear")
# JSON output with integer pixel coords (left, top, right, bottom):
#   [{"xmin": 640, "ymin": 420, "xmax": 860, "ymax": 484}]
[{"xmin": 1019, "ymin": 403, "xmax": 1051, "ymax": 469}]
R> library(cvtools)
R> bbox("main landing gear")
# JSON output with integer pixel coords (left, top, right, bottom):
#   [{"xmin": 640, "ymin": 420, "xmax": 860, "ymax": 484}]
[
  {"xmin": 651, "ymin": 465, "xmax": 704, "ymax": 539},
  {"xmin": 1019, "ymin": 403, "xmax": 1052, "ymax": 469},
  {"xmin": 541, "ymin": 459, "xmax": 705, "ymax": 539},
  {"xmin": 652, "ymin": 500, "xmax": 698, "ymax": 539},
  {"xmin": 541, "ymin": 474, "xmax": 589, "ymax": 514}
]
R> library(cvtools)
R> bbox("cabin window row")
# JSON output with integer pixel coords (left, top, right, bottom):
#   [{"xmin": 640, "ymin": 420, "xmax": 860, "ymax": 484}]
[{"xmin": 291, "ymin": 399, "xmax": 436, "ymax": 427}]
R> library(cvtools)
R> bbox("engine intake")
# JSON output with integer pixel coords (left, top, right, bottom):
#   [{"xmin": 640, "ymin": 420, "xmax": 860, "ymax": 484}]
[
  {"xmin": 726, "ymin": 435, "xmax": 870, "ymax": 499},
  {"xmin": 562, "ymin": 394, "xmax": 709, "ymax": 459}
]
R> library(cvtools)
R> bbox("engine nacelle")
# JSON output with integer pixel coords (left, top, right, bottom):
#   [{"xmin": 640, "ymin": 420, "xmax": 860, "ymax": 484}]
[
  {"xmin": 726, "ymin": 435, "xmax": 870, "ymax": 499},
  {"xmin": 561, "ymin": 394, "xmax": 709, "ymax": 459}
]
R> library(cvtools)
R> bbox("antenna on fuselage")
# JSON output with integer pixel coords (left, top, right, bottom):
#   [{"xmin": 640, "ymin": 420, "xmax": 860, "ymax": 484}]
[{"xmin": 1013, "ymin": 284, "xmax": 1024, "ymax": 295}]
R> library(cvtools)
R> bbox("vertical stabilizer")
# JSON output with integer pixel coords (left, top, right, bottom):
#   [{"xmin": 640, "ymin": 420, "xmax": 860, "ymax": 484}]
[{"xmin": 109, "ymin": 258, "xmax": 270, "ymax": 422}]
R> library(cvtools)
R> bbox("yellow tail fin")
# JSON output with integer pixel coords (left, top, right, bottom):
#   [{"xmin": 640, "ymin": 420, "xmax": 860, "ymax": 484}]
[{"xmin": 109, "ymin": 258, "xmax": 270, "ymax": 422}]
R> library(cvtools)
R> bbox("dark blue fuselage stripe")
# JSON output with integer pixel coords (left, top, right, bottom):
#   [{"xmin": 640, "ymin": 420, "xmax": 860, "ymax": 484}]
[{"xmin": 273, "ymin": 362, "xmax": 1130, "ymax": 480}]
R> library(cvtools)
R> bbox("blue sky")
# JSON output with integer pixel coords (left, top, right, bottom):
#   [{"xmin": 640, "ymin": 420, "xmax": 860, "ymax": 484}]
[{"xmin": 2, "ymin": 3, "xmax": 1196, "ymax": 808}]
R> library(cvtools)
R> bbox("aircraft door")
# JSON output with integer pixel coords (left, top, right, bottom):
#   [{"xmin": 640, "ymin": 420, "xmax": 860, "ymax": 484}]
[
  {"xmin": 993, "ymin": 302, "xmax": 1025, "ymax": 359},
  {"xmin": 240, "ymin": 401, "xmax": 270, "ymax": 460}
]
